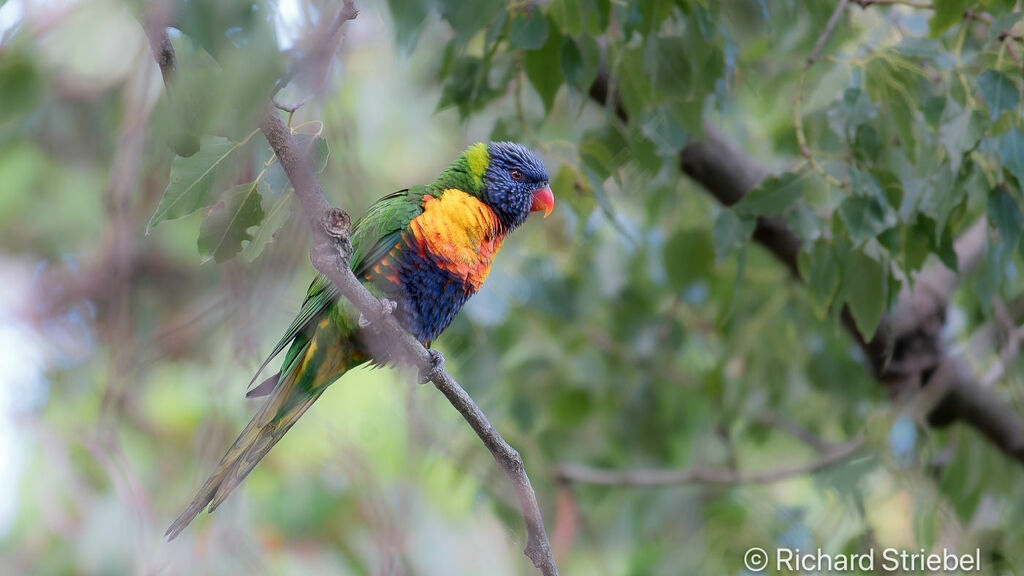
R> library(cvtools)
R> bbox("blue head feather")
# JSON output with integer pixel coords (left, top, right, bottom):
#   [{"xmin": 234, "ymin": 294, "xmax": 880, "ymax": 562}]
[{"xmin": 482, "ymin": 142, "xmax": 549, "ymax": 230}]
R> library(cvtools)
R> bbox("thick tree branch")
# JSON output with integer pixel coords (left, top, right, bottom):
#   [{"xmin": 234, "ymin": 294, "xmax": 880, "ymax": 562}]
[
  {"xmin": 144, "ymin": 18, "xmax": 559, "ymax": 576},
  {"xmin": 557, "ymin": 440, "xmax": 863, "ymax": 487},
  {"xmin": 590, "ymin": 72, "xmax": 1024, "ymax": 468}
]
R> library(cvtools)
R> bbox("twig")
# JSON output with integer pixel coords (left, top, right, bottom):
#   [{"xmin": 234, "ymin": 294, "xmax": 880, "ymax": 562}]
[
  {"xmin": 980, "ymin": 299, "xmax": 1024, "ymax": 387},
  {"xmin": 809, "ymin": 0, "xmax": 850, "ymax": 66},
  {"xmin": 143, "ymin": 12, "xmax": 559, "ymax": 575},
  {"xmin": 556, "ymin": 440, "xmax": 863, "ymax": 487},
  {"xmin": 852, "ymin": 0, "xmax": 933, "ymax": 8},
  {"xmin": 795, "ymin": 0, "xmax": 850, "ymax": 190},
  {"xmin": 753, "ymin": 411, "xmax": 830, "ymax": 452},
  {"xmin": 272, "ymin": 0, "xmax": 358, "ymax": 113}
]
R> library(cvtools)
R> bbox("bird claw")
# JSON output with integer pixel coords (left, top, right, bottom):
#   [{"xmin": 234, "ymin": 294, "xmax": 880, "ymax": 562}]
[
  {"xmin": 418, "ymin": 349, "xmax": 445, "ymax": 385},
  {"xmin": 359, "ymin": 298, "xmax": 397, "ymax": 328}
]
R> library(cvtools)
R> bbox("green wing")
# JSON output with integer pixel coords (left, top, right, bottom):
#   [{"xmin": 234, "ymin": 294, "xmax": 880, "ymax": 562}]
[{"xmin": 246, "ymin": 187, "xmax": 426, "ymax": 390}]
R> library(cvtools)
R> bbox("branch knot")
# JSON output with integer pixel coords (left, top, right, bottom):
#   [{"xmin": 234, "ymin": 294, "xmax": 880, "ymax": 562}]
[{"xmin": 322, "ymin": 207, "xmax": 351, "ymax": 239}]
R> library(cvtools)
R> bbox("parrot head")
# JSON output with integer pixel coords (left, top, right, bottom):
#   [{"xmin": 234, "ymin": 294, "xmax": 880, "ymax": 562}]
[{"xmin": 447, "ymin": 141, "xmax": 553, "ymax": 230}]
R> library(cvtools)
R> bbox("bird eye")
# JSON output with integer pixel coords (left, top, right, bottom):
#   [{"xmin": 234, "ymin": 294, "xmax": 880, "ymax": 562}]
[{"xmin": 510, "ymin": 169, "xmax": 523, "ymax": 181}]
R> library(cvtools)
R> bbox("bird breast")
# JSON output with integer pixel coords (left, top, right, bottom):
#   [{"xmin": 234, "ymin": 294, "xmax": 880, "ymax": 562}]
[{"xmin": 408, "ymin": 189, "xmax": 506, "ymax": 291}]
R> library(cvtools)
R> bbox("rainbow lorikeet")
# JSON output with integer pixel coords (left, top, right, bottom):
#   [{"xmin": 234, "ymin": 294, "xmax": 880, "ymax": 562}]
[{"xmin": 166, "ymin": 141, "xmax": 553, "ymax": 539}]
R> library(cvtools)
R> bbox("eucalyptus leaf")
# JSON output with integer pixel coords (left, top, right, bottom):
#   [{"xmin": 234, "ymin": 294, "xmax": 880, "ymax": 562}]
[
  {"xmin": 987, "ymin": 188, "xmax": 1023, "ymax": 251},
  {"xmin": 523, "ymin": 17, "xmax": 563, "ymax": 114},
  {"xmin": 838, "ymin": 195, "xmax": 897, "ymax": 244},
  {"xmin": 929, "ymin": 0, "xmax": 973, "ymax": 37},
  {"xmin": 713, "ymin": 209, "xmax": 755, "ymax": 262},
  {"xmin": 734, "ymin": 172, "xmax": 805, "ymax": 217},
  {"xmin": 977, "ymin": 70, "xmax": 1020, "ymax": 122},
  {"xmin": 663, "ymin": 228, "xmax": 714, "ymax": 289},
  {"xmin": 989, "ymin": 12, "xmax": 1024, "ymax": 43},
  {"xmin": 843, "ymin": 249, "xmax": 886, "ymax": 340},
  {"xmin": 999, "ymin": 128, "xmax": 1024, "ymax": 185},
  {"xmin": 803, "ymin": 240, "xmax": 840, "ymax": 320},
  {"xmin": 198, "ymin": 179, "xmax": 267, "ymax": 263},
  {"xmin": 508, "ymin": 6, "xmax": 548, "ymax": 50},
  {"xmin": 148, "ymin": 135, "xmax": 248, "ymax": 232}
]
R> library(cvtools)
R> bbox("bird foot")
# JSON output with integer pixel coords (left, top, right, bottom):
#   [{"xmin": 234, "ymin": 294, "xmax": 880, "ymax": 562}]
[
  {"xmin": 418, "ymin": 349, "xmax": 445, "ymax": 385},
  {"xmin": 359, "ymin": 298, "xmax": 397, "ymax": 328}
]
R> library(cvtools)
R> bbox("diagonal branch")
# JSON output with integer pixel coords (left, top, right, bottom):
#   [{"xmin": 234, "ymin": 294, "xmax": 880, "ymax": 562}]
[
  {"xmin": 144, "ymin": 17, "xmax": 559, "ymax": 576},
  {"xmin": 260, "ymin": 110, "xmax": 558, "ymax": 575},
  {"xmin": 590, "ymin": 72, "xmax": 1024, "ymax": 468}
]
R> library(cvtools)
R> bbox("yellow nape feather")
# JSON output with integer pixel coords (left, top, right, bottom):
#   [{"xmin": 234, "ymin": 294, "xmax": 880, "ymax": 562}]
[{"xmin": 465, "ymin": 142, "xmax": 489, "ymax": 187}]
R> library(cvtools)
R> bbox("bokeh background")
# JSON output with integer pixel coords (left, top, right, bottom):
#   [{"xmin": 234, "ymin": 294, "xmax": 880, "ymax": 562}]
[{"xmin": 3, "ymin": 0, "xmax": 1024, "ymax": 574}]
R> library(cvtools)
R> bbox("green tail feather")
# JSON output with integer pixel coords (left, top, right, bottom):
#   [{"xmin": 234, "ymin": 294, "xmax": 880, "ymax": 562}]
[{"xmin": 166, "ymin": 315, "xmax": 365, "ymax": 540}]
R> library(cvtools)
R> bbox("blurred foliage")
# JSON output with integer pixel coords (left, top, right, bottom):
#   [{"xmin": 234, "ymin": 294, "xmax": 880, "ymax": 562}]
[{"xmin": 3, "ymin": 0, "xmax": 1024, "ymax": 574}]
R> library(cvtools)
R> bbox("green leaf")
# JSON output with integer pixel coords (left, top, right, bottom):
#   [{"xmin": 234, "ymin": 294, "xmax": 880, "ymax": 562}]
[
  {"xmin": 552, "ymin": 164, "xmax": 594, "ymax": 217},
  {"xmin": 387, "ymin": 0, "xmax": 430, "ymax": 50},
  {"xmin": 977, "ymin": 70, "xmax": 1020, "ymax": 122},
  {"xmin": 663, "ymin": 228, "xmax": 714, "ymax": 289},
  {"xmin": 987, "ymin": 187, "xmax": 1023, "ymax": 250},
  {"xmin": 548, "ymin": 0, "xmax": 584, "ymax": 36},
  {"xmin": 999, "ymin": 128, "xmax": 1024, "ymax": 185},
  {"xmin": 435, "ymin": 0, "xmax": 503, "ymax": 44},
  {"xmin": 640, "ymin": 106, "xmax": 689, "ymax": 156},
  {"xmin": 508, "ymin": 6, "xmax": 548, "ymax": 50},
  {"xmin": 893, "ymin": 37, "xmax": 942, "ymax": 58},
  {"xmin": 437, "ymin": 55, "xmax": 483, "ymax": 117},
  {"xmin": 712, "ymin": 209, "xmax": 755, "ymax": 262},
  {"xmin": 976, "ymin": 231, "xmax": 1005, "ymax": 310},
  {"xmin": 904, "ymin": 216, "xmax": 934, "ymax": 273},
  {"xmin": 802, "ymin": 240, "xmax": 841, "ymax": 320},
  {"xmin": 615, "ymin": 45, "xmax": 650, "ymax": 120},
  {"xmin": 523, "ymin": 18, "xmax": 562, "ymax": 114},
  {"xmin": 827, "ymin": 88, "xmax": 878, "ymax": 139},
  {"xmin": 786, "ymin": 202, "xmax": 820, "ymax": 242},
  {"xmin": 989, "ymin": 12, "xmax": 1024, "ymax": 43},
  {"xmin": 864, "ymin": 51, "xmax": 922, "ymax": 155},
  {"xmin": 238, "ymin": 130, "xmax": 327, "ymax": 261},
  {"xmin": 560, "ymin": 37, "xmax": 585, "ymax": 89},
  {"xmin": 550, "ymin": 389, "xmax": 591, "ymax": 427},
  {"xmin": 929, "ymin": 0, "xmax": 972, "ymax": 37},
  {"xmin": 242, "ymin": 192, "xmax": 293, "ymax": 262},
  {"xmin": 293, "ymin": 130, "xmax": 331, "ymax": 174},
  {"xmin": 853, "ymin": 124, "xmax": 882, "ymax": 163},
  {"xmin": 938, "ymin": 99, "xmax": 984, "ymax": 176},
  {"xmin": 838, "ymin": 195, "xmax": 897, "ymax": 244},
  {"xmin": 198, "ymin": 180, "xmax": 267, "ymax": 263},
  {"xmin": 923, "ymin": 95, "xmax": 946, "ymax": 129},
  {"xmin": 579, "ymin": 125, "xmax": 628, "ymax": 179},
  {"xmin": 147, "ymin": 135, "xmax": 247, "ymax": 232},
  {"xmin": 843, "ymin": 249, "xmax": 886, "ymax": 340},
  {"xmin": 651, "ymin": 35, "xmax": 690, "ymax": 95},
  {"xmin": 0, "ymin": 52, "xmax": 42, "ymax": 124},
  {"xmin": 734, "ymin": 172, "xmax": 805, "ymax": 217},
  {"xmin": 583, "ymin": 0, "xmax": 610, "ymax": 36}
]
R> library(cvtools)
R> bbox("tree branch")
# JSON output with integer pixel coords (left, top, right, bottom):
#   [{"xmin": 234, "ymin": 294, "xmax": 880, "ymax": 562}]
[
  {"xmin": 589, "ymin": 73, "xmax": 1024, "ymax": 469},
  {"xmin": 808, "ymin": 0, "xmax": 850, "ymax": 66},
  {"xmin": 272, "ymin": 0, "xmax": 358, "ymax": 113},
  {"xmin": 556, "ymin": 440, "xmax": 863, "ymax": 487},
  {"xmin": 144, "ymin": 16, "xmax": 559, "ymax": 576}
]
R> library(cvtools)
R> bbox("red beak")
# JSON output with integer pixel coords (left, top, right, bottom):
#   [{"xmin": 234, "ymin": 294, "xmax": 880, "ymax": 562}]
[{"xmin": 530, "ymin": 186, "xmax": 554, "ymax": 218}]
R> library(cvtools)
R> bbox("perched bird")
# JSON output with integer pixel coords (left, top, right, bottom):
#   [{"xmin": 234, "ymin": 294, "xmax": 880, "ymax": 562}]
[{"xmin": 166, "ymin": 141, "xmax": 553, "ymax": 539}]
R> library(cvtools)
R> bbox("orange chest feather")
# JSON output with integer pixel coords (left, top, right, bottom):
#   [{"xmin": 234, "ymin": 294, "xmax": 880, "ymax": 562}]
[{"xmin": 408, "ymin": 189, "xmax": 506, "ymax": 290}]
